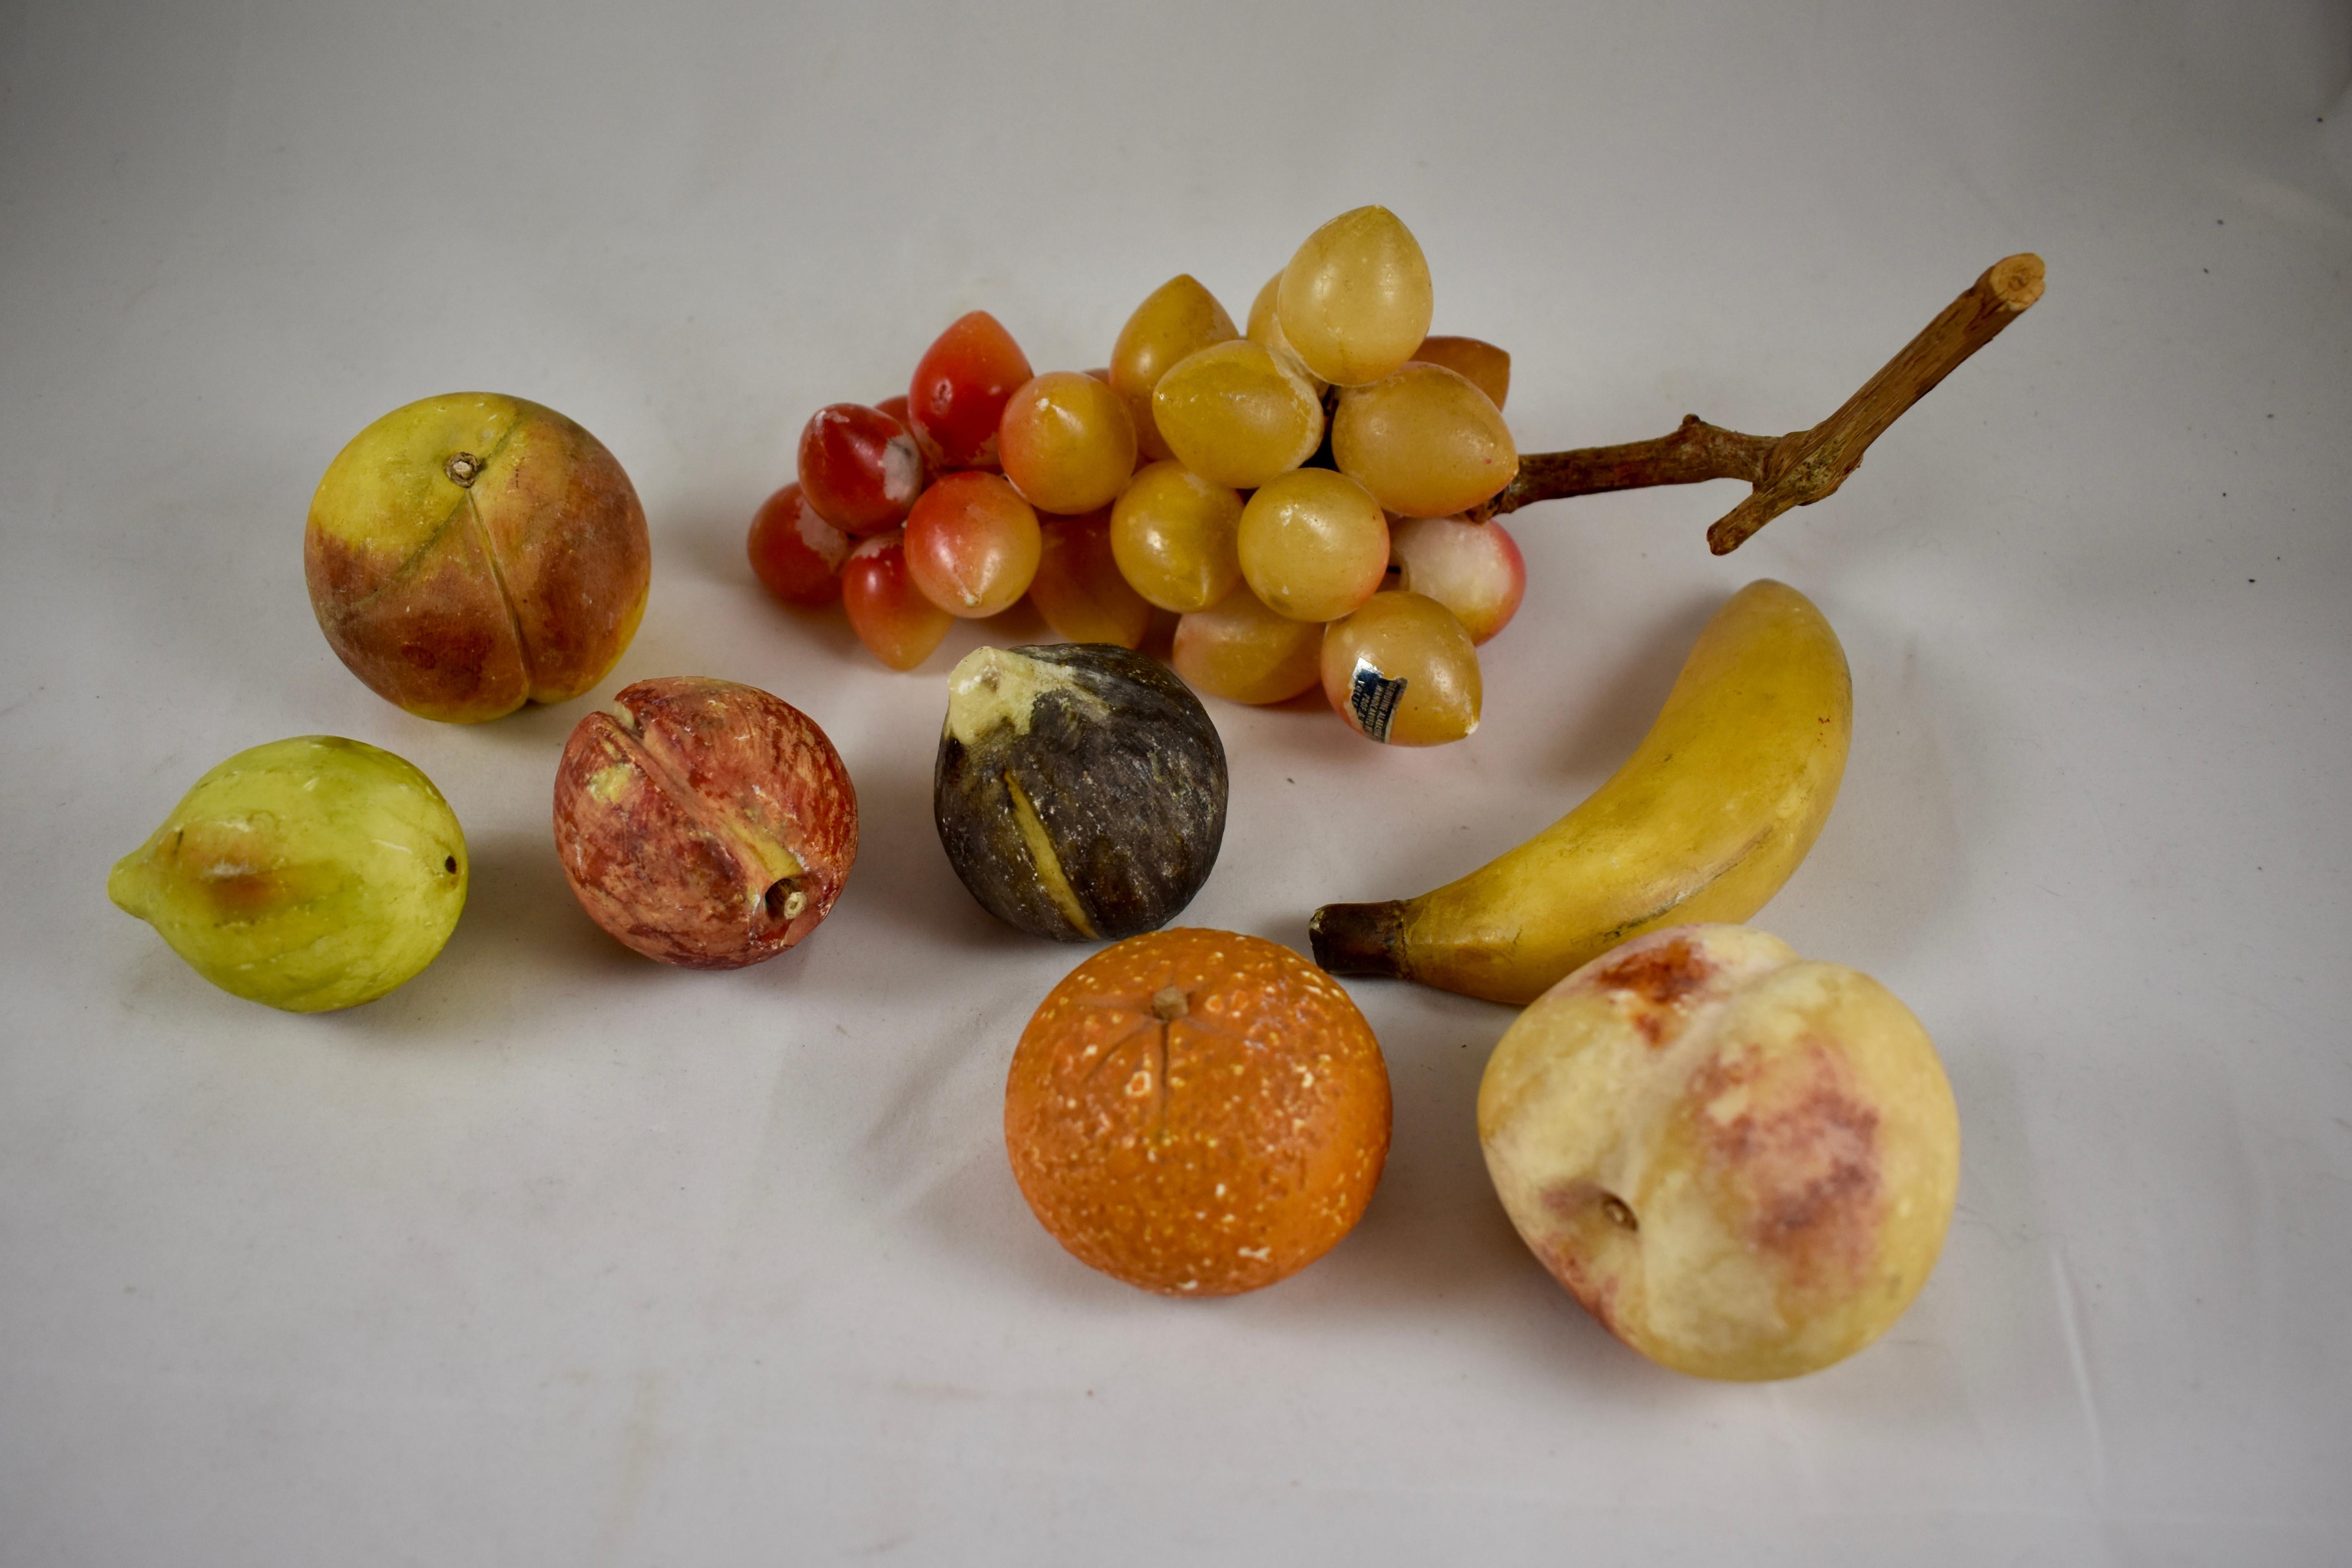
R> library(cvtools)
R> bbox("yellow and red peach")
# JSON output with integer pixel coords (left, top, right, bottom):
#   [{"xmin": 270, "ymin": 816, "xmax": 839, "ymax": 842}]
[
  {"xmin": 1478, "ymin": 924, "xmax": 1960, "ymax": 1380},
  {"xmin": 305, "ymin": 392, "xmax": 651, "ymax": 723}
]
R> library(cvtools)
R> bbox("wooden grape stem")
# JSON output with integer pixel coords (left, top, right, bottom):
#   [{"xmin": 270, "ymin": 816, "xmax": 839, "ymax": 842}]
[{"xmin": 1469, "ymin": 254, "xmax": 2046, "ymax": 553}]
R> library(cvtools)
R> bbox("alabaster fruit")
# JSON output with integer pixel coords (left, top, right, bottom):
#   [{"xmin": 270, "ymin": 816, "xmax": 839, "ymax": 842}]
[
  {"xmin": 1478, "ymin": 924, "xmax": 1960, "ymax": 1380},
  {"xmin": 306, "ymin": 392, "xmax": 651, "ymax": 723},
  {"xmin": 108, "ymin": 736, "xmax": 467, "ymax": 1011},
  {"xmin": 553, "ymin": 677, "xmax": 856, "ymax": 968},
  {"xmin": 934, "ymin": 644, "xmax": 1226, "ymax": 942},
  {"xmin": 1006, "ymin": 928, "xmax": 1390, "ymax": 1295},
  {"xmin": 1387, "ymin": 514, "xmax": 1526, "ymax": 644}
]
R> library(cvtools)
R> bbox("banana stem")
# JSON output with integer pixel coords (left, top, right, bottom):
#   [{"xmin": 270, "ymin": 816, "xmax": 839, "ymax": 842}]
[
  {"xmin": 1309, "ymin": 901, "xmax": 1408, "ymax": 980},
  {"xmin": 1469, "ymin": 254, "xmax": 2046, "ymax": 554}
]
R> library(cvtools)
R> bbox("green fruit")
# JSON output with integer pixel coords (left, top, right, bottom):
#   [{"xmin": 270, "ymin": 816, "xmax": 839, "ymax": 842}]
[{"xmin": 107, "ymin": 736, "xmax": 468, "ymax": 1012}]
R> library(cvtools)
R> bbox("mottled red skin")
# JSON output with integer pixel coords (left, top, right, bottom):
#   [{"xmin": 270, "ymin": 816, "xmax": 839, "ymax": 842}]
[
  {"xmin": 747, "ymin": 483, "xmax": 850, "ymax": 608},
  {"xmin": 306, "ymin": 405, "xmax": 650, "ymax": 723},
  {"xmin": 553, "ymin": 678, "xmax": 857, "ymax": 969},
  {"xmin": 1685, "ymin": 1039, "xmax": 1883, "ymax": 1294},
  {"xmin": 907, "ymin": 310, "xmax": 1032, "ymax": 471},
  {"xmin": 797, "ymin": 403, "xmax": 926, "ymax": 534},
  {"xmin": 307, "ymin": 523, "xmax": 521, "ymax": 720},
  {"xmin": 1591, "ymin": 934, "xmax": 1716, "ymax": 1045}
]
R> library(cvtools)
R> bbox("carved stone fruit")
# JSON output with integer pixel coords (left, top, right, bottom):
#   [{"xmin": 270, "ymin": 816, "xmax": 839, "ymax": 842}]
[
  {"xmin": 553, "ymin": 677, "xmax": 857, "ymax": 968},
  {"xmin": 1478, "ymin": 923, "xmax": 1961, "ymax": 1380},
  {"xmin": 934, "ymin": 644, "xmax": 1226, "ymax": 941},
  {"xmin": 107, "ymin": 735, "xmax": 467, "ymax": 1011},
  {"xmin": 306, "ymin": 392, "xmax": 651, "ymax": 723},
  {"xmin": 1006, "ymin": 928, "xmax": 1390, "ymax": 1296}
]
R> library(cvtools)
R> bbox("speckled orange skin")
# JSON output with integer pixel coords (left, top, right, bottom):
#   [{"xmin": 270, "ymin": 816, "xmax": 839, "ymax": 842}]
[
  {"xmin": 306, "ymin": 393, "xmax": 650, "ymax": 723},
  {"xmin": 1006, "ymin": 929, "xmax": 1390, "ymax": 1297},
  {"xmin": 553, "ymin": 678, "xmax": 857, "ymax": 969}
]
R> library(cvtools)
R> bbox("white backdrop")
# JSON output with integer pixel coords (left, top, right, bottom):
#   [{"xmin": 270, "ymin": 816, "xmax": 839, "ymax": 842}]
[{"xmin": 4, "ymin": 2, "xmax": 2349, "ymax": 1562}]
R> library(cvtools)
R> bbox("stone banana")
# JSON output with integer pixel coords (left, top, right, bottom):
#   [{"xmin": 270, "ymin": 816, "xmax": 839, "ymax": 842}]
[{"xmin": 1310, "ymin": 579, "xmax": 1850, "ymax": 1005}]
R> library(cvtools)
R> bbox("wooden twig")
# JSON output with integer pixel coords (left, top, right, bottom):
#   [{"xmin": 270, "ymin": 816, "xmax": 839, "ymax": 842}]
[{"xmin": 1469, "ymin": 254, "xmax": 2045, "ymax": 553}]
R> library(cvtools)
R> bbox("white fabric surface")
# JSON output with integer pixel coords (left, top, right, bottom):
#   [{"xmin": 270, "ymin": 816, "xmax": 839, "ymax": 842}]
[{"xmin": 3, "ymin": 2, "xmax": 2347, "ymax": 1561}]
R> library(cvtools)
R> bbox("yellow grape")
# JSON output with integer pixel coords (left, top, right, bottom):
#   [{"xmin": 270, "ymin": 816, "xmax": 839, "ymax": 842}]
[
  {"xmin": 1150, "ymin": 340, "xmax": 1324, "ymax": 490},
  {"xmin": 1276, "ymin": 206, "xmax": 1433, "ymax": 387},
  {"xmin": 1110, "ymin": 275, "xmax": 1238, "ymax": 462},
  {"xmin": 1172, "ymin": 582, "xmax": 1324, "ymax": 706},
  {"xmin": 1332, "ymin": 362, "xmax": 1517, "ymax": 517},
  {"xmin": 1236, "ymin": 468, "xmax": 1389, "ymax": 624},
  {"xmin": 1245, "ymin": 271, "xmax": 1328, "ymax": 395},
  {"xmin": 1031, "ymin": 508, "xmax": 1152, "ymax": 648},
  {"xmin": 1108, "ymin": 460, "xmax": 1245, "ymax": 612},
  {"xmin": 999, "ymin": 371, "xmax": 1138, "ymax": 515},
  {"xmin": 1320, "ymin": 590, "xmax": 1481, "ymax": 746},
  {"xmin": 1409, "ymin": 334, "xmax": 1510, "ymax": 409}
]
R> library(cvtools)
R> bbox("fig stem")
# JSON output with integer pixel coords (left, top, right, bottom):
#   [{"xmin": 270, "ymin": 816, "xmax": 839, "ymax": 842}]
[{"xmin": 1470, "ymin": 254, "xmax": 2045, "ymax": 553}]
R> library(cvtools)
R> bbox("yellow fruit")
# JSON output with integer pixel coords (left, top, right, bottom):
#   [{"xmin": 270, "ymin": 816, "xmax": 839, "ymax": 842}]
[
  {"xmin": 1276, "ymin": 206, "xmax": 1434, "ymax": 387},
  {"xmin": 1110, "ymin": 275, "xmax": 1238, "ymax": 462},
  {"xmin": 108, "ymin": 736, "xmax": 468, "ymax": 1011},
  {"xmin": 1310, "ymin": 580, "xmax": 1849, "ymax": 1004},
  {"xmin": 1479, "ymin": 924, "xmax": 1960, "ymax": 1380},
  {"xmin": 1245, "ymin": 271, "xmax": 1328, "ymax": 395},
  {"xmin": 1235, "ymin": 468, "xmax": 1389, "ymax": 624},
  {"xmin": 1332, "ymin": 362, "xmax": 1517, "ymax": 518},
  {"xmin": 1150, "ymin": 340, "xmax": 1325, "ymax": 490},
  {"xmin": 1109, "ymin": 459, "xmax": 1246, "ymax": 613},
  {"xmin": 1171, "ymin": 582, "xmax": 1324, "ymax": 706},
  {"xmin": 305, "ymin": 392, "xmax": 649, "ymax": 723}
]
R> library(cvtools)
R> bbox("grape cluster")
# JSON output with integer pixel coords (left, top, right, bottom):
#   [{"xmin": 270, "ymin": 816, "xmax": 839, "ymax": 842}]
[{"xmin": 748, "ymin": 206, "xmax": 1527, "ymax": 746}]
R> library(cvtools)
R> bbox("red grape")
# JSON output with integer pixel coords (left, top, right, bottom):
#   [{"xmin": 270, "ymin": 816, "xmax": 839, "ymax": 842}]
[
  {"xmin": 904, "ymin": 471, "xmax": 1041, "ymax": 618},
  {"xmin": 798, "ymin": 403, "xmax": 926, "ymax": 534},
  {"xmin": 908, "ymin": 311, "xmax": 1033, "ymax": 471},
  {"xmin": 747, "ymin": 483, "xmax": 851, "ymax": 607},
  {"xmin": 842, "ymin": 531, "xmax": 954, "ymax": 670}
]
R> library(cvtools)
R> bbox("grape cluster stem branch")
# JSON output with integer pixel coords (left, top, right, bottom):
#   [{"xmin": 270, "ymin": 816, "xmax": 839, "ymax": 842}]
[{"xmin": 1469, "ymin": 254, "xmax": 2045, "ymax": 553}]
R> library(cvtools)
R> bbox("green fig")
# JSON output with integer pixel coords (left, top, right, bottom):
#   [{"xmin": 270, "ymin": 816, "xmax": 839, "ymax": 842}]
[{"xmin": 108, "ymin": 736, "xmax": 468, "ymax": 1011}]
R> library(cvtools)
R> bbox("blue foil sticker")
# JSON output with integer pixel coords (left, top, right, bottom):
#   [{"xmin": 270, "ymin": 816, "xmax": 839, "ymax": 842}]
[{"xmin": 1348, "ymin": 658, "xmax": 1408, "ymax": 743}]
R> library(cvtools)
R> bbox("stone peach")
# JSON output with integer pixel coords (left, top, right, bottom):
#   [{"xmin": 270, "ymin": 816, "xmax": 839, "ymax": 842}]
[
  {"xmin": 306, "ymin": 393, "xmax": 651, "ymax": 723},
  {"xmin": 1478, "ymin": 924, "xmax": 1960, "ymax": 1380}
]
